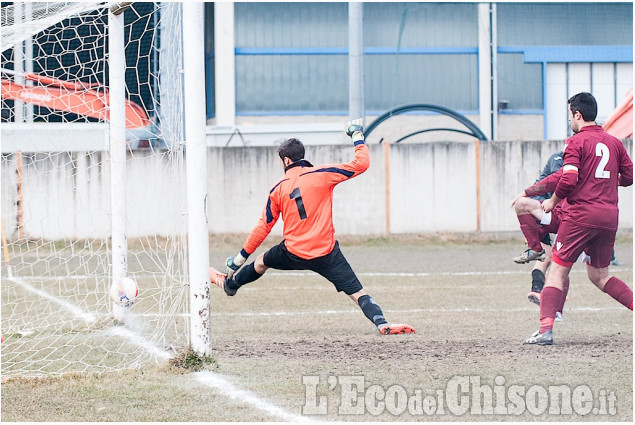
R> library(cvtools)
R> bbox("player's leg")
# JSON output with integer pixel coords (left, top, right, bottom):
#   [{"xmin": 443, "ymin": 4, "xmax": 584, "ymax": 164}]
[
  {"xmin": 226, "ymin": 252, "xmax": 269, "ymax": 291},
  {"xmin": 525, "ymin": 221, "xmax": 582, "ymax": 345},
  {"xmin": 524, "ymin": 262, "xmax": 569, "ymax": 345},
  {"xmin": 348, "ymin": 288, "xmax": 388, "ymax": 330},
  {"xmin": 514, "ymin": 195, "xmax": 544, "ymax": 221},
  {"xmin": 533, "ymin": 240, "xmax": 568, "ymax": 321},
  {"xmin": 539, "ymin": 246, "xmax": 568, "ymax": 322},
  {"xmin": 313, "ymin": 242, "xmax": 415, "ymax": 334},
  {"xmin": 588, "ymin": 266, "xmax": 633, "ymax": 310},
  {"xmin": 528, "ymin": 211, "xmax": 561, "ymax": 304},
  {"xmin": 543, "ymin": 263, "xmax": 569, "ymax": 322},
  {"xmin": 212, "ymin": 242, "xmax": 293, "ymax": 296},
  {"xmin": 555, "ymin": 275, "xmax": 569, "ymax": 321},
  {"xmin": 513, "ymin": 197, "xmax": 547, "ymax": 263},
  {"xmin": 585, "ymin": 230, "xmax": 633, "ymax": 310},
  {"xmin": 348, "ymin": 288, "xmax": 414, "ymax": 335},
  {"xmin": 528, "ymin": 236, "xmax": 552, "ymax": 305},
  {"xmin": 547, "ymin": 212, "xmax": 567, "ymax": 319}
]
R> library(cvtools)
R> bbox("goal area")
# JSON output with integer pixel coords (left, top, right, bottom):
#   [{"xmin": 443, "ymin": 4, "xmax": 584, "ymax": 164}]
[{"xmin": 1, "ymin": 2, "xmax": 210, "ymax": 377}]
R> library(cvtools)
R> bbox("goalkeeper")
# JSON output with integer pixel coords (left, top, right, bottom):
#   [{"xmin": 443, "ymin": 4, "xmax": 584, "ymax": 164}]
[{"xmin": 209, "ymin": 119, "xmax": 415, "ymax": 335}]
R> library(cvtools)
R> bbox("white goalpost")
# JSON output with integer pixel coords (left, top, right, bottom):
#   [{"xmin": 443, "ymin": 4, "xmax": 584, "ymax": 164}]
[
  {"xmin": 182, "ymin": 2, "xmax": 211, "ymax": 357},
  {"xmin": 1, "ymin": 2, "xmax": 211, "ymax": 377}
]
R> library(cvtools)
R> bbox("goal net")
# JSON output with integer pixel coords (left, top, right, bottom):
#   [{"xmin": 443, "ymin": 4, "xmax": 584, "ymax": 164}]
[{"xmin": 1, "ymin": 2, "xmax": 191, "ymax": 376}]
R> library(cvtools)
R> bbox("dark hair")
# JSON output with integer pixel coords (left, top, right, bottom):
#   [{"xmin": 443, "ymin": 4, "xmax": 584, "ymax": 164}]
[
  {"xmin": 278, "ymin": 138, "xmax": 305, "ymax": 162},
  {"xmin": 568, "ymin": 92, "xmax": 597, "ymax": 122}
]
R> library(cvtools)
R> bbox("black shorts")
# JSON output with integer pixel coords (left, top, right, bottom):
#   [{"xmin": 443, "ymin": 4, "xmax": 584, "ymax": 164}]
[{"xmin": 263, "ymin": 240, "xmax": 363, "ymax": 295}]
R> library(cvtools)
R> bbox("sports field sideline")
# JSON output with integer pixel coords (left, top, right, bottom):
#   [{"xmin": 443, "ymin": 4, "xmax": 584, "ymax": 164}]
[{"xmin": 1, "ymin": 233, "xmax": 632, "ymax": 422}]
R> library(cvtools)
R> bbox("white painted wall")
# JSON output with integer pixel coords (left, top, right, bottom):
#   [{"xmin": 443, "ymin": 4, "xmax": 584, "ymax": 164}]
[{"xmin": 388, "ymin": 142, "xmax": 478, "ymax": 233}]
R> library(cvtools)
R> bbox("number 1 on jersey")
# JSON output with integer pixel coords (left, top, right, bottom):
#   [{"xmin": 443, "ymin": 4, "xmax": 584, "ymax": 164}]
[{"xmin": 290, "ymin": 188, "xmax": 308, "ymax": 220}]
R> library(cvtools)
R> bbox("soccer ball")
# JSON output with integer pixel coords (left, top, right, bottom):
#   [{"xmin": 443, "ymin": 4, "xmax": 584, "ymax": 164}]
[{"xmin": 110, "ymin": 277, "xmax": 139, "ymax": 307}]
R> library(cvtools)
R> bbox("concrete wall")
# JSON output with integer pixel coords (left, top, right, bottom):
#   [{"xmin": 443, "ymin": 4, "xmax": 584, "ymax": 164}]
[
  {"xmin": 387, "ymin": 142, "xmax": 477, "ymax": 233},
  {"xmin": 1, "ymin": 136, "xmax": 632, "ymax": 240}
]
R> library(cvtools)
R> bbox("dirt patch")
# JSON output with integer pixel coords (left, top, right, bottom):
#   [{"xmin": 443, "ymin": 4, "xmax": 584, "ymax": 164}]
[{"xmin": 214, "ymin": 333, "xmax": 632, "ymax": 364}]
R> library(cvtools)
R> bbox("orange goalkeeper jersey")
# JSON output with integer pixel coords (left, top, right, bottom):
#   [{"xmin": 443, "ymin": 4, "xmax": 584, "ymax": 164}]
[{"xmin": 242, "ymin": 142, "xmax": 370, "ymax": 260}]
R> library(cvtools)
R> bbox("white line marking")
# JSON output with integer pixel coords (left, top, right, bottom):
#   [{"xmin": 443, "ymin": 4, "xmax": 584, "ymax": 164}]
[
  {"xmin": 211, "ymin": 305, "xmax": 625, "ymax": 317},
  {"xmin": 194, "ymin": 371, "xmax": 312, "ymax": 422},
  {"xmin": 5, "ymin": 276, "xmax": 97, "ymax": 323},
  {"xmin": 4, "ymin": 275, "xmax": 102, "ymax": 281},
  {"xmin": 106, "ymin": 327, "xmax": 172, "ymax": 360}
]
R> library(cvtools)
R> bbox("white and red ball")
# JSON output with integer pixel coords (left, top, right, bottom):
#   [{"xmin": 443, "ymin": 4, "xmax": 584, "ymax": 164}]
[{"xmin": 110, "ymin": 277, "xmax": 139, "ymax": 307}]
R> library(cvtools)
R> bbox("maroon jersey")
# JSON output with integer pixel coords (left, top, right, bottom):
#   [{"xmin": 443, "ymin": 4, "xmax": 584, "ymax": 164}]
[
  {"xmin": 555, "ymin": 125, "xmax": 633, "ymax": 230},
  {"xmin": 525, "ymin": 168, "xmax": 562, "ymax": 198}
]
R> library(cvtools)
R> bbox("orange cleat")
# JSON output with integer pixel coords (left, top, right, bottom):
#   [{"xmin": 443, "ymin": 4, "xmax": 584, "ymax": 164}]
[
  {"xmin": 378, "ymin": 323, "xmax": 416, "ymax": 335},
  {"xmin": 209, "ymin": 266, "xmax": 237, "ymax": 296}
]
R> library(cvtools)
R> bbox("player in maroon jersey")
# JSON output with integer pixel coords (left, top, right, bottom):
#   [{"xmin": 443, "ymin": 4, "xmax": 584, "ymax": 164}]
[
  {"xmin": 525, "ymin": 92, "xmax": 633, "ymax": 345},
  {"xmin": 511, "ymin": 151, "xmax": 564, "ymax": 308},
  {"xmin": 511, "ymin": 162, "xmax": 568, "ymax": 317}
]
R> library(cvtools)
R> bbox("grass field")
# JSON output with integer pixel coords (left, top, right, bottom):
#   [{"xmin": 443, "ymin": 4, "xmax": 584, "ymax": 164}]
[{"xmin": 1, "ymin": 233, "xmax": 632, "ymax": 422}]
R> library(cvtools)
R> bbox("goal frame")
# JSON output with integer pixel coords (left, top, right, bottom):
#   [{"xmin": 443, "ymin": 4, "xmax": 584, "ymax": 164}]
[
  {"xmin": 1, "ymin": 2, "xmax": 212, "ymax": 372},
  {"xmin": 107, "ymin": 1, "xmax": 211, "ymax": 356},
  {"xmin": 181, "ymin": 2, "xmax": 211, "ymax": 357}
]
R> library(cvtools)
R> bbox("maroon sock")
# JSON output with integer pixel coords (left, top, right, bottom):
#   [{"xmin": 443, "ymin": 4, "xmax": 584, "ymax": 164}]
[
  {"xmin": 603, "ymin": 276, "xmax": 633, "ymax": 310},
  {"xmin": 539, "ymin": 286, "xmax": 562, "ymax": 333},
  {"xmin": 517, "ymin": 214, "xmax": 542, "ymax": 252},
  {"xmin": 557, "ymin": 276, "xmax": 570, "ymax": 314}
]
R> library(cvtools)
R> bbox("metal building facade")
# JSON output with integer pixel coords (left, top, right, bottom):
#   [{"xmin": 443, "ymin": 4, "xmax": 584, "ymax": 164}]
[{"xmin": 205, "ymin": 2, "xmax": 633, "ymax": 141}]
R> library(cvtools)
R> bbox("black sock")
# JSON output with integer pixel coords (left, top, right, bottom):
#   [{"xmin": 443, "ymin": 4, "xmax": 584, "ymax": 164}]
[
  {"xmin": 358, "ymin": 295, "xmax": 388, "ymax": 327},
  {"xmin": 531, "ymin": 269, "xmax": 545, "ymax": 293},
  {"xmin": 227, "ymin": 263, "xmax": 263, "ymax": 290}
]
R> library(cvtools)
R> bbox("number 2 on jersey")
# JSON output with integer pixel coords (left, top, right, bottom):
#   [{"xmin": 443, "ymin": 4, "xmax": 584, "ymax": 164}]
[
  {"xmin": 289, "ymin": 187, "xmax": 308, "ymax": 219},
  {"xmin": 595, "ymin": 142, "xmax": 610, "ymax": 179}
]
